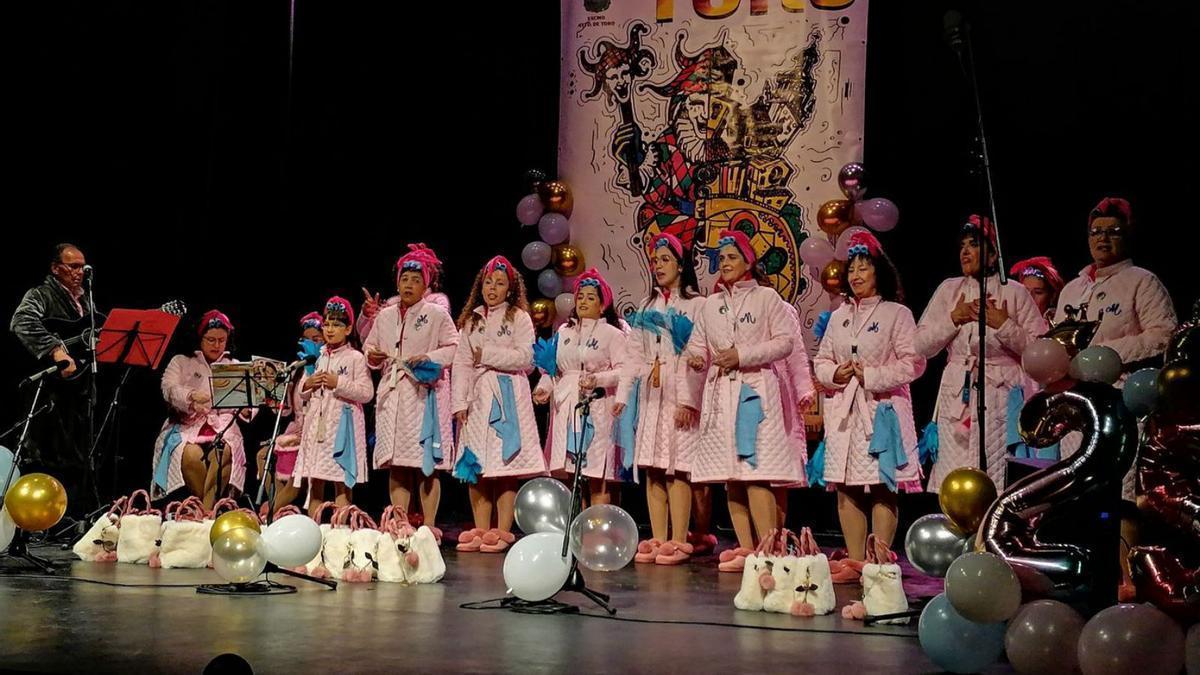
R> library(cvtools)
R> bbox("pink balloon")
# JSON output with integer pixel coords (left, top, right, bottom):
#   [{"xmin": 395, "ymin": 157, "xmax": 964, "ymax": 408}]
[
  {"xmin": 799, "ymin": 236, "xmax": 835, "ymax": 268},
  {"xmin": 1022, "ymin": 338, "xmax": 1071, "ymax": 386},
  {"xmin": 856, "ymin": 198, "xmax": 899, "ymax": 232},
  {"xmin": 835, "ymin": 226, "xmax": 871, "ymax": 260},
  {"xmin": 516, "ymin": 193, "xmax": 544, "ymax": 226}
]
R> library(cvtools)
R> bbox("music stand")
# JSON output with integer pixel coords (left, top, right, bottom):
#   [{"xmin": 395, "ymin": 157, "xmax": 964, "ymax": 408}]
[{"xmin": 88, "ymin": 309, "xmax": 181, "ymax": 502}]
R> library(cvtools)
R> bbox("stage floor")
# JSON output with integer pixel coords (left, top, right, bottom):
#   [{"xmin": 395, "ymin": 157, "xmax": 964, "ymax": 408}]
[{"xmin": 0, "ymin": 542, "xmax": 983, "ymax": 674}]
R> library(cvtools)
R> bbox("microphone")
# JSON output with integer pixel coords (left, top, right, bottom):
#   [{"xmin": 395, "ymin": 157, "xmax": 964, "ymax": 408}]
[
  {"xmin": 23, "ymin": 360, "xmax": 70, "ymax": 387},
  {"xmin": 277, "ymin": 354, "xmax": 318, "ymax": 381},
  {"xmin": 943, "ymin": 9, "xmax": 966, "ymax": 54},
  {"xmin": 576, "ymin": 387, "xmax": 606, "ymax": 408},
  {"xmin": 82, "ymin": 264, "xmax": 94, "ymax": 287}
]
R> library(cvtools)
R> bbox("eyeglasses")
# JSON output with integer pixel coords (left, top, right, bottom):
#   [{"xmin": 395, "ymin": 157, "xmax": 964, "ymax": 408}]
[
  {"xmin": 56, "ymin": 262, "xmax": 87, "ymax": 271},
  {"xmin": 1089, "ymin": 226, "xmax": 1124, "ymax": 239}
]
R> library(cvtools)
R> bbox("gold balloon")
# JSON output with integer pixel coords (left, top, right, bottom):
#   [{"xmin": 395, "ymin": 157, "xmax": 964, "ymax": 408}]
[
  {"xmin": 538, "ymin": 181, "xmax": 574, "ymax": 216},
  {"xmin": 817, "ymin": 199, "xmax": 853, "ymax": 237},
  {"xmin": 552, "ymin": 244, "xmax": 585, "ymax": 277},
  {"xmin": 209, "ymin": 510, "xmax": 261, "ymax": 545},
  {"xmin": 939, "ymin": 467, "xmax": 998, "ymax": 533},
  {"xmin": 3, "ymin": 473, "xmax": 67, "ymax": 531},
  {"xmin": 529, "ymin": 297, "xmax": 557, "ymax": 329},
  {"xmin": 820, "ymin": 259, "xmax": 847, "ymax": 295}
]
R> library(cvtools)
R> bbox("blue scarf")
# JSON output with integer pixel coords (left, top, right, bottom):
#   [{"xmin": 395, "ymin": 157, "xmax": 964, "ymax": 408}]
[
  {"xmin": 614, "ymin": 377, "xmax": 640, "ymax": 470},
  {"xmin": 735, "ymin": 383, "xmax": 763, "ymax": 468},
  {"xmin": 489, "ymin": 375, "xmax": 522, "ymax": 462},
  {"xmin": 867, "ymin": 402, "xmax": 910, "ymax": 492},
  {"xmin": 153, "ymin": 425, "xmax": 184, "ymax": 491},
  {"xmin": 333, "ymin": 405, "xmax": 358, "ymax": 487}
]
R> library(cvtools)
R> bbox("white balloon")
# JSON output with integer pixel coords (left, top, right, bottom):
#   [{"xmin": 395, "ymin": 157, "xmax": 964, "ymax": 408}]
[
  {"xmin": 261, "ymin": 514, "xmax": 323, "ymax": 568},
  {"xmin": 0, "ymin": 507, "xmax": 16, "ymax": 551},
  {"xmin": 502, "ymin": 532, "xmax": 573, "ymax": 602},
  {"xmin": 554, "ymin": 293, "xmax": 576, "ymax": 320}
]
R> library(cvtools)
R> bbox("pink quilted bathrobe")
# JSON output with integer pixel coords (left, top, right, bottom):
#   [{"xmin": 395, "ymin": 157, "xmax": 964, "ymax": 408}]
[
  {"xmin": 151, "ymin": 352, "xmax": 249, "ymax": 498},
  {"xmin": 616, "ymin": 292, "xmax": 706, "ymax": 475},
  {"xmin": 777, "ymin": 302, "xmax": 816, "ymax": 486},
  {"xmin": 450, "ymin": 304, "xmax": 545, "ymax": 478},
  {"xmin": 292, "ymin": 343, "xmax": 374, "ymax": 485},
  {"xmin": 535, "ymin": 318, "xmax": 628, "ymax": 481},
  {"xmin": 359, "ymin": 291, "xmax": 450, "ymax": 342},
  {"xmin": 915, "ymin": 275, "xmax": 1048, "ymax": 492},
  {"xmin": 814, "ymin": 297, "xmax": 925, "ymax": 492},
  {"xmin": 1054, "ymin": 259, "xmax": 1176, "ymax": 498},
  {"xmin": 364, "ymin": 299, "xmax": 460, "ymax": 472},
  {"xmin": 685, "ymin": 281, "xmax": 802, "ymax": 484}
]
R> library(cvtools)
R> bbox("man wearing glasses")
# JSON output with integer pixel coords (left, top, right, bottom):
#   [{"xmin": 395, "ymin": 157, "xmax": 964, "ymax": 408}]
[
  {"xmin": 9, "ymin": 243, "xmax": 100, "ymax": 511},
  {"xmin": 1054, "ymin": 197, "xmax": 1177, "ymax": 601}
]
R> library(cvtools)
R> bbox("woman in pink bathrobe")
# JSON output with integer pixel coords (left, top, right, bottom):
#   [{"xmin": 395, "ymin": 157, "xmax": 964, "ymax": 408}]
[
  {"xmin": 684, "ymin": 229, "xmax": 802, "ymax": 573},
  {"xmin": 359, "ymin": 243, "xmax": 452, "ymax": 341},
  {"xmin": 451, "ymin": 256, "xmax": 544, "ymax": 554},
  {"xmin": 294, "ymin": 298, "xmax": 374, "ymax": 517},
  {"xmin": 813, "ymin": 232, "xmax": 925, "ymax": 582},
  {"xmin": 151, "ymin": 310, "xmax": 253, "ymax": 509},
  {"xmin": 533, "ymin": 269, "xmax": 628, "ymax": 506},
  {"xmin": 1054, "ymin": 197, "xmax": 1176, "ymax": 600},
  {"xmin": 364, "ymin": 250, "xmax": 460, "ymax": 539},
  {"xmin": 915, "ymin": 216, "xmax": 1048, "ymax": 492},
  {"xmin": 616, "ymin": 233, "xmax": 706, "ymax": 566}
]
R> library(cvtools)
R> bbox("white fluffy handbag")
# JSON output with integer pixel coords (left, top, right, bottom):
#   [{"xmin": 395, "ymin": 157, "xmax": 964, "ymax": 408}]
[
  {"xmin": 157, "ymin": 497, "xmax": 213, "ymax": 569},
  {"xmin": 72, "ymin": 496, "xmax": 127, "ymax": 562},
  {"xmin": 116, "ymin": 490, "xmax": 163, "ymax": 565},
  {"xmin": 343, "ymin": 508, "xmax": 381, "ymax": 584},
  {"xmin": 843, "ymin": 534, "xmax": 909, "ymax": 624},
  {"xmin": 321, "ymin": 505, "xmax": 355, "ymax": 581},
  {"xmin": 375, "ymin": 506, "xmax": 420, "ymax": 584},
  {"xmin": 735, "ymin": 529, "xmax": 794, "ymax": 612},
  {"xmin": 790, "ymin": 527, "xmax": 836, "ymax": 617},
  {"xmin": 406, "ymin": 525, "xmax": 445, "ymax": 585}
]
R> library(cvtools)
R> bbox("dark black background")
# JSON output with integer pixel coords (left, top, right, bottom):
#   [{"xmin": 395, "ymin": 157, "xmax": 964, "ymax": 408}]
[{"xmin": 4, "ymin": 1, "xmax": 1194, "ymax": 526}]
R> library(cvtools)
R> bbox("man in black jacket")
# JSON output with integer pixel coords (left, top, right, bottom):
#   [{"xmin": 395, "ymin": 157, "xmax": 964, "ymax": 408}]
[{"xmin": 9, "ymin": 243, "xmax": 99, "ymax": 511}]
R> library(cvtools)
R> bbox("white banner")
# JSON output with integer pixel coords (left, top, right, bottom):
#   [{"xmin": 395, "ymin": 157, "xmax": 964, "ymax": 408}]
[{"xmin": 559, "ymin": 0, "xmax": 868, "ymax": 351}]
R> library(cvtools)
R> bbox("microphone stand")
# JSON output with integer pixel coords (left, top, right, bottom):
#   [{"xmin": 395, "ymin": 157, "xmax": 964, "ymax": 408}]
[
  {"xmin": 2, "ymin": 375, "xmax": 61, "ymax": 574},
  {"xmin": 948, "ymin": 11, "xmax": 1009, "ymax": 474},
  {"xmin": 84, "ymin": 273, "xmax": 99, "ymax": 505}
]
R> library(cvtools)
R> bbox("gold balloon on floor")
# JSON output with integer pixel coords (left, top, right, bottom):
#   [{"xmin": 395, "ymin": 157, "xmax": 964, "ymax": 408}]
[
  {"xmin": 552, "ymin": 244, "xmax": 585, "ymax": 277},
  {"xmin": 537, "ymin": 180, "xmax": 573, "ymax": 216},
  {"xmin": 529, "ymin": 297, "xmax": 556, "ymax": 329},
  {"xmin": 3, "ymin": 473, "xmax": 68, "ymax": 531},
  {"xmin": 209, "ymin": 510, "xmax": 261, "ymax": 545},
  {"xmin": 939, "ymin": 468, "xmax": 998, "ymax": 533},
  {"xmin": 820, "ymin": 259, "xmax": 847, "ymax": 295}
]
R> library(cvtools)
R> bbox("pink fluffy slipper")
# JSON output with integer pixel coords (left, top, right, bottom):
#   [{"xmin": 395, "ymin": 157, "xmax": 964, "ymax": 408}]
[
  {"xmin": 654, "ymin": 541, "xmax": 694, "ymax": 566},
  {"xmin": 718, "ymin": 553, "xmax": 748, "ymax": 573},
  {"xmin": 831, "ymin": 559, "xmax": 864, "ymax": 584},
  {"xmin": 718, "ymin": 546, "xmax": 754, "ymax": 563},
  {"xmin": 687, "ymin": 532, "xmax": 718, "ymax": 556},
  {"xmin": 634, "ymin": 539, "xmax": 663, "ymax": 564},
  {"xmin": 456, "ymin": 532, "xmax": 483, "ymax": 552},
  {"xmin": 458, "ymin": 528, "xmax": 485, "ymax": 544},
  {"xmin": 480, "ymin": 529, "xmax": 516, "ymax": 554}
]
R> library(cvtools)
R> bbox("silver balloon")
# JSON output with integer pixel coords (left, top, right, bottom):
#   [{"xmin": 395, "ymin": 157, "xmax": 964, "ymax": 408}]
[
  {"xmin": 981, "ymin": 382, "xmax": 1138, "ymax": 604},
  {"xmin": 514, "ymin": 478, "xmax": 572, "ymax": 534},
  {"xmin": 904, "ymin": 513, "xmax": 970, "ymax": 578},
  {"xmin": 568, "ymin": 504, "xmax": 638, "ymax": 572},
  {"xmin": 945, "ymin": 552, "xmax": 1022, "ymax": 623}
]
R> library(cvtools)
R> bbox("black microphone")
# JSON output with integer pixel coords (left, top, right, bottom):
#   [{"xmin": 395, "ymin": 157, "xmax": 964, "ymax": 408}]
[
  {"xmin": 277, "ymin": 354, "xmax": 318, "ymax": 381},
  {"xmin": 576, "ymin": 387, "xmax": 606, "ymax": 408},
  {"xmin": 82, "ymin": 264, "xmax": 94, "ymax": 287},
  {"xmin": 23, "ymin": 360, "xmax": 70, "ymax": 387},
  {"xmin": 943, "ymin": 9, "xmax": 966, "ymax": 54}
]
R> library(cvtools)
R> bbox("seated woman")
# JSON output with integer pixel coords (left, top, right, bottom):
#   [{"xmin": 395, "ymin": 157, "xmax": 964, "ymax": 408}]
[{"xmin": 151, "ymin": 310, "xmax": 255, "ymax": 509}]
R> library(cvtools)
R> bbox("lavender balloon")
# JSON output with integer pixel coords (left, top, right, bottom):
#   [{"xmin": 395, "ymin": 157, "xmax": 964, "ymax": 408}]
[
  {"xmin": 1077, "ymin": 603, "xmax": 1185, "ymax": 675},
  {"xmin": 538, "ymin": 212, "xmax": 570, "ymax": 245},
  {"xmin": 856, "ymin": 198, "xmax": 899, "ymax": 232},
  {"xmin": 537, "ymin": 269, "xmax": 563, "ymax": 297},
  {"xmin": 516, "ymin": 193, "xmax": 544, "ymax": 226},
  {"xmin": 554, "ymin": 293, "xmax": 575, "ymax": 322},
  {"xmin": 1022, "ymin": 338, "xmax": 1071, "ymax": 386},
  {"xmin": 521, "ymin": 241, "xmax": 552, "ymax": 271}
]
